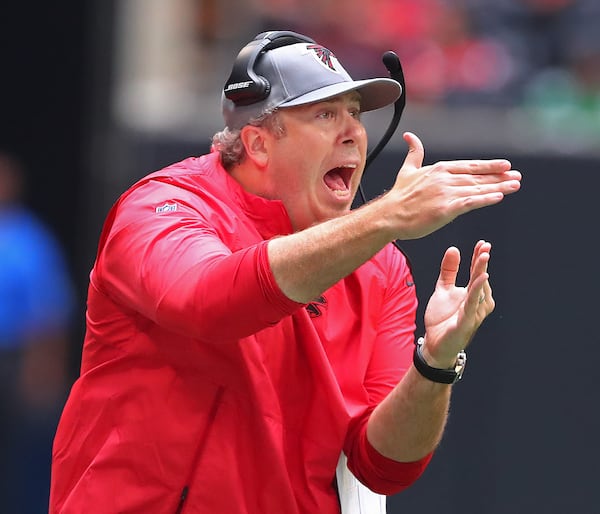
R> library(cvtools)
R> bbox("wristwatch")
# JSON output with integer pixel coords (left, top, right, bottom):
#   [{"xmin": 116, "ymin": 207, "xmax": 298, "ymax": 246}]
[{"xmin": 413, "ymin": 337, "xmax": 467, "ymax": 384}]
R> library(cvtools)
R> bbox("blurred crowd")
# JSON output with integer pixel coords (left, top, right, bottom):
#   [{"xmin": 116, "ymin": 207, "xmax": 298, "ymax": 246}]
[{"xmin": 193, "ymin": 0, "xmax": 600, "ymax": 137}]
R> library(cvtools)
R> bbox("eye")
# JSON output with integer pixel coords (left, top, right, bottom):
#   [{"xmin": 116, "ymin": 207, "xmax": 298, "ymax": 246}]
[
  {"xmin": 349, "ymin": 108, "xmax": 362, "ymax": 120},
  {"xmin": 317, "ymin": 110, "xmax": 334, "ymax": 120}
]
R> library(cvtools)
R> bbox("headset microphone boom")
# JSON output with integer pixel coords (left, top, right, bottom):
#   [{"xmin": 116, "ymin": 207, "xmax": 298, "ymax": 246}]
[
  {"xmin": 359, "ymin": 51, "xmax": 407, "ymax": 254},
  {"xmin": 359, "ymin": 50, "xmax": 406, "ymax": 203}
]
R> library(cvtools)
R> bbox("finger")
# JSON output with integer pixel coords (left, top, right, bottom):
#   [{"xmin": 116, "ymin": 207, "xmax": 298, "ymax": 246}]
[
  {"xmin": 401, "ymin": 132, "xmax": 424, "ymax": 171},
  {"xmin": 466, "ymin": 249, "xmax": 490, "ymax": 309},
  {"xmin": 448, "ymin": 170, "xmax": 522, "ymax": 187},
  {"xmin": 469, "ymin": 240, "xmax": 485, "ymax": 274},
  {"xmin": 465, "ymin": 272, "xmax": 489, "ymax": 312},
  {"xmin": 474, "ymin": 277, "xmax": 495, "ymax": 315},
  {"xmin": 458, "ymin": 180, "xmax": 522, "ymax": 197},
  {"xmin": 471, "ymin": 169, "xmax": 522, "ymax": 182},
  {"xmin": 437, "ymin": 246, "xmax": 461, "ymax": 287},
  {"xmin": 442, "ymin": 159, "xmax": 513, "ymax": 174},
  {"xmin": 470, "ymin": 240, "xmax": 490, "ymax": 276},
  {"xmin": 469, "ymin": 249, "xmax": 490, "ymax": 287},
  {"xmin": 448, "ymin": 189, "xmax": 511, "ymax": 214},
  {"xmin": 468, "ymin": 246, "xmax": 496, "ymax": 313},
  {"xmin": 447, "ymin": 171, "xmax": 522, "ymax": 200},
  {"xmin": 481, "ymin": 278, "xmax": 494, "ymax": 307}
]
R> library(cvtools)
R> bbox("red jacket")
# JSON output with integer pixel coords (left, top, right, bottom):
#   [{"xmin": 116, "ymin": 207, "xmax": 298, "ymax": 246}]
[{"xmin": 50, "ymin": 152, "xmax": 430, "ymax": 513}]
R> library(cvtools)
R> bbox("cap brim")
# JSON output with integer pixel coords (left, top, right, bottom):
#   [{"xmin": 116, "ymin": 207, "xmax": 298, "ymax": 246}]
[{"xmin": 279, "ymin": 77, "xmax": 401, "ymax": 112}]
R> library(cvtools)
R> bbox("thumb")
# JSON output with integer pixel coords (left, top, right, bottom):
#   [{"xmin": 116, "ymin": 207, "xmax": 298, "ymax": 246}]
[
  {"xmin": 438, "ymin": 246, "xmax": 461, "ymax": 287},
  {"xmin": 401, "ymin": 132, "xmax": 424, "ymax": 171}
]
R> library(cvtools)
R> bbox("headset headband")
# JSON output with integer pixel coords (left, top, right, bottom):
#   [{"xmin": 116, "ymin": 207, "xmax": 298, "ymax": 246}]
[{"xmin": 223, "ymin": 31, "xmax": 316, "ymax": 106}]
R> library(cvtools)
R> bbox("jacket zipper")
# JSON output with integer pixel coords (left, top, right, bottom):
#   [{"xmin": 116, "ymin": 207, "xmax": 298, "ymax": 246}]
[{"xmin": 174, "ymin": 385, "xmax": 225, "ymax": 514}]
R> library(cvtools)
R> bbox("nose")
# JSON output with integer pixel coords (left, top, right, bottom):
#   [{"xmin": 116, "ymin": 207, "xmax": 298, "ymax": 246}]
[{"xmin": 339, "ymin": 112, "xmax": 365, "ymax": 146}]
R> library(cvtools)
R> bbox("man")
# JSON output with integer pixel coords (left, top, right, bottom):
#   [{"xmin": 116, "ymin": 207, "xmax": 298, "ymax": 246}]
[
  {"xmin": 50, "ymin": 31, "xmax": 521, "ymax": 513},
  {"xmin": 0, "ymin": 152, "xmax": 74, "ymax": 512}
]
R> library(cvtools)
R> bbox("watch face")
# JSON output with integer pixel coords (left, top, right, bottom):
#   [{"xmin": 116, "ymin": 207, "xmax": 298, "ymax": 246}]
[{"xmin": 455, "ymin": 351, "xmax": 467, "ymax": 380}]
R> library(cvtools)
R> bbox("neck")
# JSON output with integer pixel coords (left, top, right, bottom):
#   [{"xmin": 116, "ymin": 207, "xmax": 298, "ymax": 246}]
[{"xmin": 229, "ymin": 161, "xmax": 269, "ymax": 198}]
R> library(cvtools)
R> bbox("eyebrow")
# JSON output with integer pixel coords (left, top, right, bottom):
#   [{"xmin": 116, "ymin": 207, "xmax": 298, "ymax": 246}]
[
  {"xmin": 318, "ymin": 91, "xmax": 362, "ymax": 107},
  {"xmin": 347, "ymin": 91, "xmax": 362, "ymax": 104}
]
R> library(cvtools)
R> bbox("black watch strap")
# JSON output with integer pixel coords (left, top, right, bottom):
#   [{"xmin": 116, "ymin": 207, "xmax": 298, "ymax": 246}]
[{"xmin": 413, "ymin": 337, "xmax": 466, "ymax": 384}]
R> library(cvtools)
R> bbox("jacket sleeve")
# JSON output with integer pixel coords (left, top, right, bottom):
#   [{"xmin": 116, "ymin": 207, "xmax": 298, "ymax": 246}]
[
  {"xmin": 94, "ymin": 181, "xmax": 303, "ymax": 342},
  {"xmin": 344, "ymin": 245, "xmax": 433, "ymax": 494}
]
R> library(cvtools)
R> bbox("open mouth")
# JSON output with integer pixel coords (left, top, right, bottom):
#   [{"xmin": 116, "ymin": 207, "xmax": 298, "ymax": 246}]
[{"xmin": 323, "ymin": 165, "xmax": 356, "ymax": 193}]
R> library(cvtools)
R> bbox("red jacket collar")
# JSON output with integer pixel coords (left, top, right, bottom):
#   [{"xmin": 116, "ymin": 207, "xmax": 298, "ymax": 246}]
[{"xmin": 203, "ymin": 152, "xmax": 294, "ymax": 240}]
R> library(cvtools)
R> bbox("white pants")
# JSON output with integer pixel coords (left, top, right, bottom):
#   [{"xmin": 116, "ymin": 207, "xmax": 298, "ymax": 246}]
[{"xmin": 336, "ymin": 453, "xmax": 387, "ymax": 514}]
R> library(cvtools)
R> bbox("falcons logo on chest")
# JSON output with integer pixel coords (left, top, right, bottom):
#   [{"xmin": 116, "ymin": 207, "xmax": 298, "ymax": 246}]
[{"xmin": 305, "ymin": 295, "xmax": 328, "ymax": 318}]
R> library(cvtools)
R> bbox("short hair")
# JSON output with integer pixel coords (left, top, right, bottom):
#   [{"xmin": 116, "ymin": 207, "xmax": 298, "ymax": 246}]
[{"xmin": 212, "ymin": 109, "xmax": 286, "ymax": 169}]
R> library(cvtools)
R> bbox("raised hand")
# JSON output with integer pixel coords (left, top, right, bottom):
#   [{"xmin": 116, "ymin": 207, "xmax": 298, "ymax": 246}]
[
  {"xmin": 420, "ymin": 240, "xmax": 495, "ymax": 368},
  {"xmin": 386, "ymin": 133, "xmax": 521, "ymax": 240}
]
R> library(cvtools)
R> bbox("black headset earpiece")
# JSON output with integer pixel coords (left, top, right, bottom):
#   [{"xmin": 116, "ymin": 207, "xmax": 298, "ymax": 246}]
[{"xmin": 224, "ymin": 30, "xmax": 316, "ymax": 106}]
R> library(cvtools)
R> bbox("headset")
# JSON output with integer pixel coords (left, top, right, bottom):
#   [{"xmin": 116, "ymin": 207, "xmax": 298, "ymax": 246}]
[{"xmin": 224, "ymin": 31, "xmax": 316, "ymax": 106}]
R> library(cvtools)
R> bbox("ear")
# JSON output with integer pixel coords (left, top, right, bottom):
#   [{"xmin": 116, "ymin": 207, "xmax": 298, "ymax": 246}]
[{"xmin": 240, "ymin": 125, "xmax": 269, "ymax": 168}]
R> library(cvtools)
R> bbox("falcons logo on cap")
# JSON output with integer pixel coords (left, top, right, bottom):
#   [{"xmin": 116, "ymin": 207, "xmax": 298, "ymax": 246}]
[{"xmin": 307, "ymin": 45, "xmax": 337, "ymax": 71}]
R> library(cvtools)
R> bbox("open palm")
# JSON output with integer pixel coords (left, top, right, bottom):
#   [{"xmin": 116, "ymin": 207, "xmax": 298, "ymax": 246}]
[{"xmin": 422, "ymin": 241, "xmax": 495, "ymax": 367}]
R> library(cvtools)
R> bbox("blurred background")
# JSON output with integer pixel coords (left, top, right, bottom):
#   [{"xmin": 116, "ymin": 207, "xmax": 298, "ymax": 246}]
[{"xmin": 1, "ymin": 0, "xmax": 599, "ymax": 512}]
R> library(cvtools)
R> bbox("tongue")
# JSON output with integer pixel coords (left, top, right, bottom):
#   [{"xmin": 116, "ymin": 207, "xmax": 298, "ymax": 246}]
[{"xmin": 324, "ymin": 169, "xmax": 346, "ymax": 191}]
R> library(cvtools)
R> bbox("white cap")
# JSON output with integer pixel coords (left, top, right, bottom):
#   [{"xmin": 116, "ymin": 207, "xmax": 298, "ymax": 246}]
[{"xmin": 222, "ymin": 38, "xmax": 401, "ymax": 130}]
